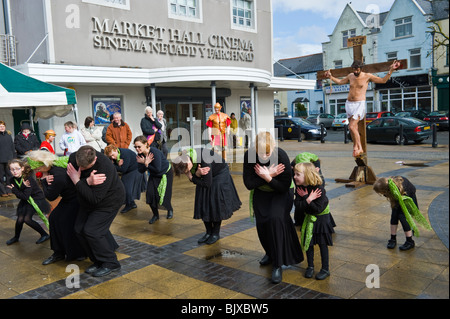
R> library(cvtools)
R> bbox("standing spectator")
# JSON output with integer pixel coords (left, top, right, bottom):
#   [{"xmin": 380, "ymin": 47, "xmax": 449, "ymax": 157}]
[
  {"xmin": 230, "ymin": 112, "xmax": 238, "ymax": 148},
  {"xmin": 14, "ymin": 122, "xmax": 40, "ymax": 158},
  {"xmin": 156, "ymin": 110, "xmax": 168, "ymax": 157},
  {"xmin": 240, "ymin": 108, "xmax": 252, "ymax": 148},
  {"xmin": 59, "ymin": 121, "xmax": 86, "ymax": 156},
  {"xmin": 243, "ymin": 132, "xmax": 304, "ymax": 284},
  {"xmin": 106, "ymin": 112, "xmax": 132, "ymax": 148},
  {"xmin": 40, "ymin": 130, "xmax": 56, "ymax": 154},
  {"xmin": 67, "ymin": 145, "xmax": 125, "ymax": 277},
  {"xmin": 140, "ymin": 107, "xmax": 162, "ymax": 149},
  {"xmin": 81, "ymin": 116, "xmax": 106, "ymax": 152},
  {"xmin": 0, "ymin": 121, "xmax": 15, "ymax": 197}
]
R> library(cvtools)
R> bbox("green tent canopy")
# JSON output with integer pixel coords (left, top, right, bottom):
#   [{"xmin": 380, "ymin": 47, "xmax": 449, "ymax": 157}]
[{"xmin": 0, "ymin": 62, "xmax": 76, "ymax": 108}]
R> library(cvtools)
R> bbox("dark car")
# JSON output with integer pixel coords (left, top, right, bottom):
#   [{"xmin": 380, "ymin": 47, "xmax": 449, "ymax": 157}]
[
  {"xmin": 275, "ymin": 117, "xmax": 327, "ymax": 140},
  {"xmin": 365, "ymin": 117, "xmax": 432, "ymax": 145},
  {"xmin": 423, "ymin": 111, "xmax": 449, "ymax": 130},
  {"xmin": 395, "ymin": 110, "xmax": 429, "ymax": 121},
  {"xmin": 366, "ymin": 111, "xmax": 395, "ymax": 124}
]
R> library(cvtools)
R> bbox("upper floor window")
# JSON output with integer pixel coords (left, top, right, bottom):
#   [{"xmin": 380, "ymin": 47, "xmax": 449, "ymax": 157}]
[
  {"xmin": 342, "ymin": 29, "xmax": 356, "ymax": 48},
  {"xmin": 409, "ymin": 48, "xmax": 421, "ymax": 68},
  {"xmin": 334, "ymin": 60, "xmax": 343, "ymax": 69},
  {"xmin": 169, "ymin": 0, "xmax": 202, "ymax": 22},
  {"xmin": 395, "ymin": 17, "xmax": 412, "ymax": 38},
  {"xmin": 232, "ymin": 0, "xmax": 256, "ymax": 32},
  {"xmin": 82, "ymin": 0, "xmax": 130, "ymax": 10},
  {"xmin": 386, "ymin": 52, "xmax": 398, "ymax": 61}
]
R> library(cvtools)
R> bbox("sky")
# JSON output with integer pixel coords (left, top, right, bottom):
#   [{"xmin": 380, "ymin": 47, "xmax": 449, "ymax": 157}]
[{"xmin": 272, "ymin": 0, "xmax": 396, "ymax": 61}]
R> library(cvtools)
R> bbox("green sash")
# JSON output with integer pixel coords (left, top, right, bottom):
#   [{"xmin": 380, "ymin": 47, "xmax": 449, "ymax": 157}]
[
  {"xmin": 388, "ymin": 179, "xmax": 432, "ymax": 237},
  {"xmin": 300, "ymin": 204, "xmax": 329, "ymax": 251},
  {"xmin": 249, "ymin": 180, "xmax": 295, "ymax": 221},
  {"xmin": 157, "ymin": 163, "xmax": 172, "ymax": 206}
]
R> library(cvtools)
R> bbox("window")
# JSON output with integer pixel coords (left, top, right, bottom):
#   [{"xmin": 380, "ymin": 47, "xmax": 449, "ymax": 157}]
[
  {"xmin": 232, "ymin": 0, "xmax": 256, "ymax": 31},
  {"xmin": 169, "ymin": 0, "xmax": 202, "ymax": 22},
  {"xmin": 82, "ymin": 0, "xmax": 130, "ymax": 10},
  {"xmin": 395, "ymin": 17, "xmax": 412, "ymax": 38},
  {"xmin": 342, "ymin": 29, "xmax": 356, "ymax": 48},
  {"xmin": 334, "ymin": 60, "xmax": 343, "ymax": 69},
  {"xmin": 409, "ymin": 48, "xmax": 421, "ymax": 68},
  {"xmin": 386, "ymin": 52, "xmax": 397, "ymax": 61}
]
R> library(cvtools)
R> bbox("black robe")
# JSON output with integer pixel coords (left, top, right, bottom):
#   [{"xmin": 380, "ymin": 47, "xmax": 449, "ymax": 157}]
[
  {"xmin": 243, "ymin": 147, "xmax": 304, "ymax": 268},
  {"xmin": 191, "ymin": 149, "xmax": 241, "ymax": 222}
]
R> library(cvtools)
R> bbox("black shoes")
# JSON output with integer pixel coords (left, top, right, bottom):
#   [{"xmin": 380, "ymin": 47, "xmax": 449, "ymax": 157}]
[
  {"xmin": 305, "ymin": 267, "xmax": 330, "ymax": 280},
  {"xmin": 305, "ymin": 267, "xmax": 314, "ymax": 278},
  {"xmin": 259, "ymin": 255, "xmax": 271, "ymax": 266},
  {"xmin": 92, "ymin": 266, "xmax": 121, "ymax": 277},
  {"xmin": 205, "ymin": 234, "xmax": 220, "ymax": 245},
  {"xmin": 271, "ymin": 267, "xmax": 282, "ymax": 284},
  {"xmin": 6, "ymin": 235, "xmax": 49, "ymax": 245},
  {"xmin": 387, "ymin": 239, "xmax": 397, "ymax": 249},
  {"xmin": 167, "ymin": 210, "xmax": 173, "ymax": 219},
  {"xmin": 399, "ymin": 240, "xmax": 415, "ymax": 251},
  {"xmin": 36, "ymin": 234, "xmax": 50, "ymax": 244},
  {"xmin": 42, "ymin": 254, "xmax": 65, "ymax": 265},
  {"xmin": 85, "ymin": 263, "xmax": 121, "ymax": 277},
  {"xmin": 121, "ymin": 202, "xmax": 137, "ymax": 213},
  {"xmin": 6, "ymin": 237, "xmax": 19, "ymax": 245},
  {"xmin": 149, "ymin": 215, "xmax": 159, "ymax": 224},
  {"xmin": 197, "ymin": 233, "xmax": 210, "ymax": 244},
  {"xmin": 387, "ymin": 238, "xmax": 415, "ymax": 250}
]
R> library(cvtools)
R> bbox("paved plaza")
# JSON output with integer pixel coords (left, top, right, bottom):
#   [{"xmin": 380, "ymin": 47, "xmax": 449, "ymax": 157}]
[{"xmin": 0, "ymin": 139, "xmax": 448, "ymax": 302}]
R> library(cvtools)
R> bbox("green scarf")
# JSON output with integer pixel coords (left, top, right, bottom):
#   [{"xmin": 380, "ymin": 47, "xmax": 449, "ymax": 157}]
[
  {"xmin": 388, "ymin": 179, "xmax": 432, "ymax": 237},
  {"xmin": 157, "ymin": 163, "xmax": 172, "ymax": 206},
  {"xmin": 295, "ymin": 152, "xmax": 319, "ymax": 164},
  {"xmin": 14, "ymin": 178, "xmax": 49, "ymax": 229},
  {"xmin": 187, "ymin": 148, "xmax": 198, "ymax": 176},
  {"xmin": 27, "ymin": 156, "xmax": 69, "ymax": 170},
  {"xmin": 300, "ymin": 204, "xmax": 330, "ymax": 251},
  {"xmin": 116, "ymin": 149, "xmax": 121, "ymax": 164}
]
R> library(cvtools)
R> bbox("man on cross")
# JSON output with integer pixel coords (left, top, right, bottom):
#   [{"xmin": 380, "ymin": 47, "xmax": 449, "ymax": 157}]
[{"xmin": 325, "ymin": 60, "xmax": 401, "ymax": 157}]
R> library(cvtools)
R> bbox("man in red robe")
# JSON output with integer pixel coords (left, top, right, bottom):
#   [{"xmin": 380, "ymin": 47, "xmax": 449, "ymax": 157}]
[{"xmin": 206, "ymin": 103, "xmax": 231, "ymax": 161}]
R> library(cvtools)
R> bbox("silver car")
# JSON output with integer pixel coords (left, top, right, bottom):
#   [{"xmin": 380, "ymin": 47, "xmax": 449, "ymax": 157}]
[
  {"xmin": 332, "ymin": 113, "xmax": 349, "ymax": 130},
  {"xmin": 306, "ymin": 113, "xmax": 335, "ymax": 129}
]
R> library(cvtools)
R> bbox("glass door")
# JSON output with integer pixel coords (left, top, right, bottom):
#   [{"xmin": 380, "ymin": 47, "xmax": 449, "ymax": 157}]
[{"xmin": 177, "ymin": 102, "xmax": 204, "ymax": 149}]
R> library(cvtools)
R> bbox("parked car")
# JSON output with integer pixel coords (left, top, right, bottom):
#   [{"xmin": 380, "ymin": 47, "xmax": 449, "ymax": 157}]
[
  {"xmin": 306, "ymin": 113, "xmax": 335, "ymax": 128},
  {"xmin": 365, "ymin": 111, "xmax": 395, "ymax": 124},
  {"xmin": 365, "ymin": 117, "xmax": 432, "ymax": 145},
  {"xmin": 395, "ymin": 110, "xmax": 429, "ymax": 121},
  {"xmin": 423, "ymin": 111, "xmax": 449, "ymax": 130},
  {"xmin": 275, "ymin": 117, "xmax": 327, "ymax": 140},
  {"xmin": 332, "ymin": 113, "xmax": 349, "ymax": 130}
]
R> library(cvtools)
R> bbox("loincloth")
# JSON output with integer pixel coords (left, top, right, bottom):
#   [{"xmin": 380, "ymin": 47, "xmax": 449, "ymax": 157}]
[{"xmin": 345, "ymin": 100, "xmax": 366, "ymax": 120}]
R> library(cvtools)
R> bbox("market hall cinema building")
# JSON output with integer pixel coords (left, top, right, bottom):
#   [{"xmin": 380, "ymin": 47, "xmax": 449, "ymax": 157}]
[{"xmin": 9, "ymin": 0, "xmax": 313, "ymax": 150}]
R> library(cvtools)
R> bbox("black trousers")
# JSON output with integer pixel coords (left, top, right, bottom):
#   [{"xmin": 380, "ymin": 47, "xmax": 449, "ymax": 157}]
[{"xmin": 74, "ymin": 208, "xmax": 120, "ymax": 268}]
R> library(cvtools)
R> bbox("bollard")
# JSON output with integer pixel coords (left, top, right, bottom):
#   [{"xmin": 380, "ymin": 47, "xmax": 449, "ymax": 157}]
[
  {"xmin": 320, "ymin": 123, "xmax": 325, "ymax": 143},
  {"xmin": 298, "ymin": 125, "xmax": 302, "ymax": 142},
  {"xmin": 344, "ymin": 124, "xmax": 349, "ymax": 144},
  {"xmin": 432, "ymin": 123, "xmax": 438, "ymax": 148},
  {"xmin": 399, "ymin": 124, "xmax": 404, "ymax": 145},
  {"xmin": 279, "ymin": 125, "xmax": 284, "ymax": 142}
]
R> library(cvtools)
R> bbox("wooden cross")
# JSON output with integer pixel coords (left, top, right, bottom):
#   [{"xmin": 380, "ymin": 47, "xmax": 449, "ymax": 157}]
[{"xmin": 317, "ymin": 36, "xmax": 408, "ymax": 187}]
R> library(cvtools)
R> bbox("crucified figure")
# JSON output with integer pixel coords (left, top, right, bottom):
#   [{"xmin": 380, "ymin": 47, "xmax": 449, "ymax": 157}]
[{"xmin": 325, "ymin": 60, "xmax": 401, "ymax": 157}]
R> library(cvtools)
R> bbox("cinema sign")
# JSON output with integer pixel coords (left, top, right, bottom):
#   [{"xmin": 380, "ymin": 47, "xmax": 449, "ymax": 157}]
[{"xmin": 91, "ymin": 17, "xmax": 255, "ymax": 62}]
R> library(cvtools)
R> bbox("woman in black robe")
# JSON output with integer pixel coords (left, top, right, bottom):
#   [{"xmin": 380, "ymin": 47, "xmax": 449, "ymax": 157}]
[
  {"xmin": 173, "ymin": 148, "xmax": 241, "ymax": 244},
  {"xmin": 134, "ymin": 135, "xmax": 173, "ymax": 224},
  {"xmin": 243, "ymin": 132, "xmax": 303, "ymax": 284},
  {"xmin": 104, "ymin": 145, "xmax": 145, "ymax": 213}
]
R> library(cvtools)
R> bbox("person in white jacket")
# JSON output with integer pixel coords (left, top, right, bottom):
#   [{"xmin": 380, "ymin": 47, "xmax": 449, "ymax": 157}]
[
  {"xmin": 81, "ymin": 116, "xmax": 106, "ymax": 152},
  {"xmin": 59, "ymin": 121, "xmax": 86, "ymax": 156}
]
